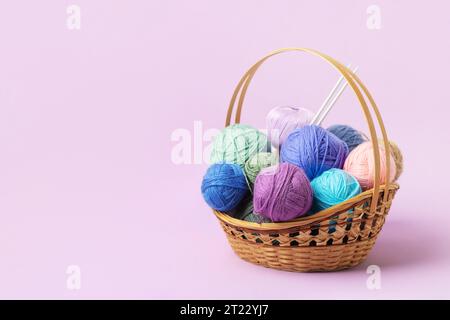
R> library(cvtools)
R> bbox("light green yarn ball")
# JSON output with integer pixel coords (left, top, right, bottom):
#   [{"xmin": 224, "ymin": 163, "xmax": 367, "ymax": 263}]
[
  {"xmin": 244, "ymin": 152, "xmax": 279, "ymax": 185},
  {"xmin": 210, "ymin": 124, "xmax": 269, "ymax": 167}
]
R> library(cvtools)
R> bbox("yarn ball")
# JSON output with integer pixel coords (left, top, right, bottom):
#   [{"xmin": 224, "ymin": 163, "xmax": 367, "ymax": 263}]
[
  {"xmin": 244, "ymin": 152, "xmax": 279, "ymax": 185},
  {"xmin": 311, "ymin": 168, "xmax": 362, "ymax": 212},
  {"xmin": 382, "ymin": 140, "xmax": 403, "ymax": 181},
  {"xmin": 327, "ymin": 124, "xmax": 366, "ymax": 152},
  {"xmin": 266, "ymin": 106, "xmax": 314, "ymax": 148},
  {"xmin": 343, "ymin": 141, "xmax": 397, "ymax": 190},
  {"xmin": 201, "ymin": 163, "xmax": 249, "ymax": 211},
  {"xmin": 210, "ymin": 124, "xmax": 269, "ymax": 167},
  {"xmin": 243, "ymin": 212, "xmax": 272, "ymax": 223},
  {"xmin": 229, "ymin": 195, "xmax": 272, "ymax": 223},
  {"xmin": 253, "ymin": 163, "xmax": 313, "ymax": 222},
  {"xmin": 280, "ymin": 125, "xmax": 349, "ymax": 180}
]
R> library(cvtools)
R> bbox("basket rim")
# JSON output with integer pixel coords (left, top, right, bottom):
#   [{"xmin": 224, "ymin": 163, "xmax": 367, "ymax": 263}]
[{"xmin": 214, "ymin": 183, "xmax": 399, "ymax": 231}]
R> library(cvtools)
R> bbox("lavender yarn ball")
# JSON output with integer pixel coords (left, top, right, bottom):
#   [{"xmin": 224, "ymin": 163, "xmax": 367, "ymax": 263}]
[
  {"xmin": 201, "ymin": 163, "xmax": 249, "ymax": 211},
  {"xmin": 280, "ymin": 125, "xmax": 349, "ymax": 180},
  {"xmin": 253, "ymin": 163, "xmax": 313, "ymax": 222},
  {"xmin": 328, "ymin": 124, "xmax": 366, "ymax": 152},
  {"xmin": 266, "ymin": 106, "xmax": 314, "ymax": 148}
]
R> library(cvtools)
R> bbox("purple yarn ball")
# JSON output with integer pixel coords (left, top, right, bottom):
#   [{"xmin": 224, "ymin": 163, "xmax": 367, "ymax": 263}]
[
  {"xmin": 280, "ymin": 125, "xmax": 348, "ymax": 180},
  {"xmin": 253, "ymin": 163, "xmax": 313, "ymax": 222}
]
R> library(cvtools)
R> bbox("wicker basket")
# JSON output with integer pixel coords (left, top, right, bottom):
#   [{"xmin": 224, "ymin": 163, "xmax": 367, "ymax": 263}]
[{"xmin": 213, "ymin": 48, "xmax": 400, "ymax": 272}]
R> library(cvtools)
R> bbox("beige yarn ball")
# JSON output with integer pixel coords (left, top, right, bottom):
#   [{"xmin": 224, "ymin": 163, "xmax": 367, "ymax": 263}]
[
  {"xmin": 387, "ymin": 140, "xmax": 403, "ymax": 181},
  {"xmin": 378, "ymin": 138, "xmax": 403, "ymax": 181}
]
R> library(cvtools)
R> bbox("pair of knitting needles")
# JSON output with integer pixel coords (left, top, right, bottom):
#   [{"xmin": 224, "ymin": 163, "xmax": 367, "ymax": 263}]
[{"xmin": 310, "ymin": 64, "xmax": 359, "ymax": 126}]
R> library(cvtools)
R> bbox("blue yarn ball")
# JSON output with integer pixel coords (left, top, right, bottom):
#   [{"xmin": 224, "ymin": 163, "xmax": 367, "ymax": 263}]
[
  {"xmin": 280, "ymin": 125, "xmax": 349, "ymax": 180},
  {"xmin": 328, "ymin": 124, "xmax": 366, "ymax": 152},
  {"xmin": 201, "ymin": 163, "xmax": 249, "ymax": 211},
  {"xmin": 311, "ymin": 168, "xmax": 362, "ymax": 212}
]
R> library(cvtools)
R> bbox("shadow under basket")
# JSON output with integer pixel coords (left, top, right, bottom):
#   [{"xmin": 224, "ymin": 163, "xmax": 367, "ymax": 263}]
[{"xmin": 214, "ymin": 184, "xmax": 399, "ymax": 272}]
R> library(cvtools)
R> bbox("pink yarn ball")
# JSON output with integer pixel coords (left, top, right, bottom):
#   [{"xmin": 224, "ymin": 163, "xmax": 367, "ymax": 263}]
[
  {"xmin": 253, "ymin": 163, "xmax": 313, "ymax": 222},
  {"xmin": 266, "ymin": 106, "xmax": 314, "ymax": 148},
  {"xmin": 343, "ymin": 141, "xmax": 397, "ymax": 190}
]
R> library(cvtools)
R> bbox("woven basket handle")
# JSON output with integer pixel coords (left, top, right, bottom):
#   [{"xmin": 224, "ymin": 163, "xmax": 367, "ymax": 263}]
[{"xmin": 225, "ymin": 48, "xmax": 392, "ymax": 214}]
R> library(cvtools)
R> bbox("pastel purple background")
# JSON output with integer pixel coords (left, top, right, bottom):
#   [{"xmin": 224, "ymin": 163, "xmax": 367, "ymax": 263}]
[{"xmin": 0, "ymin": 0, "xmax": 449, "ymax": 299}]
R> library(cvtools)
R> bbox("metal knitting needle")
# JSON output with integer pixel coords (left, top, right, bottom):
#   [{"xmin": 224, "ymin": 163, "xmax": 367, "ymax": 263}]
[
  {"xmin": 310, "ymin": 63, "xmax": 352, "ymax": 125},
  {"xmin": 315, "ymin": 65, "xmax": 359, "ymax": 126}
]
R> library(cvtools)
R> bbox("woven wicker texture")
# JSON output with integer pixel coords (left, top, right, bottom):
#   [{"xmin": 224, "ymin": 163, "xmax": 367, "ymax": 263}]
[
  {"xmin": 227, "ymin": 235, "xmax": 377, "ymax": 272},
  {"xmin": 216, "ymin": 185, "xmax": 397, "ymax": 272}
]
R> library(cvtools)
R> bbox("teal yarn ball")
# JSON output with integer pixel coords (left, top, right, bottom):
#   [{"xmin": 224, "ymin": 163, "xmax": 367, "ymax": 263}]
[
  {"xmin": 210, "ymin": 124, "xmax": 269, "ymax": 167},
  {"xmin": 311, "ymin": 168, "xmax": 362, "ymax": 212},
  {"xmin": 244, "ymin": 152, "xmax": 279, "ymax": 185},
  {"xmin": 328, "ymin": 124, "xmax": 366, "ymax": 152},
  {"xmin": 201, "ymin": 163, "xmax": 249, "ymax": 211}
]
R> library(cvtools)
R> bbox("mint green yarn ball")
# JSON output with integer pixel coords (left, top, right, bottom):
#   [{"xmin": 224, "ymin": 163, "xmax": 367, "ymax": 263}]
[
  {"xmin": 244, "ymin": 152, "xmax": 279, "ymax": 185},
  {"xmin": 311, "ymin": 168, "xmax": 362, "ymax": 212},
  {"xmin": 210, "ymin": 124, "xmax": 269, "ymax": 167}
]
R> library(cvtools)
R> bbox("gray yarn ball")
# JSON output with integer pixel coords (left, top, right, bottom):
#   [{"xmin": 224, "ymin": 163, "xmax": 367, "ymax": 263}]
[{"xmin": 228, "ymin": 195, "xmax": 272, "ymax": 223}]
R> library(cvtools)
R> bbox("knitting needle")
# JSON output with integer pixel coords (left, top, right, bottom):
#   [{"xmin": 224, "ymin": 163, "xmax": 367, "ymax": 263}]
[
  {"xmin": 310, "ymin": 64, "xmax": 357, "ymax": 125},
  {"xmin": 310, "ymin": 63, "xmax": 352, "ymax": 125},
  {"xmin": 315, "ymin": 65, "xmax": 358, "ymax": 126}
]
